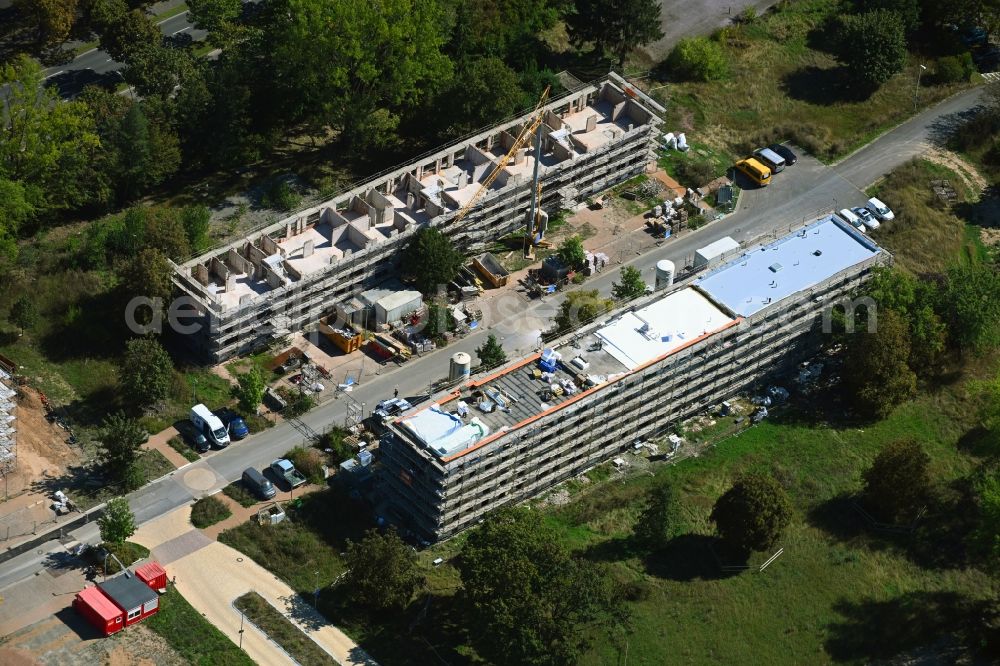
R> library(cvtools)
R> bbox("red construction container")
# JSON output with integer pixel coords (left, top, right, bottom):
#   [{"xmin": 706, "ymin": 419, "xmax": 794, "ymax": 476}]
[
  {"xmin": 99, "ymin": 575, "xmax": 159, "ymax": 626},
  {"xmin": 135, "ymin": 561, "xmax": 167, "ymax": 593},
  {"xmin": 74, "ymin": 586, "xmax": 125, "ymax": 636}
]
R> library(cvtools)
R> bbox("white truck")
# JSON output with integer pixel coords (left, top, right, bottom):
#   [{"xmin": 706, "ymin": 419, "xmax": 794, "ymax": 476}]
[{"xmin": 190, "ymin": 404, "xmax": 230, "ymax": 448}]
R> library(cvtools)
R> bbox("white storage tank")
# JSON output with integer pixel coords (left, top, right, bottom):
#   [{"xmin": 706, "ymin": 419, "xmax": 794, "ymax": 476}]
[
  {"xmin": 655, "ymin": 259, "xmax": 675, "ymax": 290},
  {"xmin": 449, "ymin": 352, "xmax": 472, "ymax": 382}
]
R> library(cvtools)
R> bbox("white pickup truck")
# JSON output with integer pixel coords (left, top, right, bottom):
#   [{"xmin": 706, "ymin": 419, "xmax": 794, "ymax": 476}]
[{"xmin": 270, "ymin": 459, "xmax": 307, "ymax": 488}]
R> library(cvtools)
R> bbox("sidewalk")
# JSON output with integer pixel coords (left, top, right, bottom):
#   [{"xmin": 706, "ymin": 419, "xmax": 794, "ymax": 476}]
[
  {"xmin": 144, "ymin": 426, "xmax": 189, "ymax": 469},
  {"xmin": 135, "ymin": 505, "xmax": 375, "ymax": 666}
]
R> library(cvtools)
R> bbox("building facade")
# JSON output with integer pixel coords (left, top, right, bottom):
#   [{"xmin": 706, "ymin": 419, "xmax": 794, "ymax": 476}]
[
  {"xmin": 172, "ymin": 77, "xmax": 662, "ymax": 362},
  {"xmin": 379, "ymin": 217, "xmax": 889, "ymax": 541}
]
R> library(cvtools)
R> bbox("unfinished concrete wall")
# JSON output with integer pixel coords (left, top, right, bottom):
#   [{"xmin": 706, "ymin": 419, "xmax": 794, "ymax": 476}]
[{"xmin": 367, "ymin": 189, "xmax": 395, "ymax": 225}]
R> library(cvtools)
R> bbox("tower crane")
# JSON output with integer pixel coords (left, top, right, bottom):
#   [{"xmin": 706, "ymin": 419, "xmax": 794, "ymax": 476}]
[{"xmin": 449, "ymin": 86, "xmax": 551, "ymax": 231}]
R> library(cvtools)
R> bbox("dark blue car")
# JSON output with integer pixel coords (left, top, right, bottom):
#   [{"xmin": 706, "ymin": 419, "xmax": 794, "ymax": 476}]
[{"xmin": 227, "ymin": 416, "xmax": 250, "ymax": 440}]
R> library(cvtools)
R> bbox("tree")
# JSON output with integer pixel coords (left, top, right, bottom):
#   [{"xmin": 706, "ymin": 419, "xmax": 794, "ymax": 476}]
[
  {"xmin": 633, "ymin": 477, "xmax": 686, "ymax": 550},
  {"xmin": 115, "ymin": 105, "xmax": 154, "ymax": 202},
  {"xmin": 188, "ymin": 0, "xmax": 242, "ymax": 33},
  {"xmin": 553, "ymin": 289, "xmax": 613, "ymax": 333},
  {"xmin": 344, "ymin": 529, "xmax": 422, "ymax": 612},
  {"xmin": 837, "ymin": 10, "xmax": 908, "ymax": 91},
  {"xmin": 181, "ymin": 205, "xmax": 211, "ymax": 253},
  {"xmin": 857, "ymin": 0, "xmax": 922, "ymax": 33},
  {"xmin": 569, "ymin": 0, "xmax": 664, "ymax": 67},
  {"xmin": 118, "ymin": 248, "xmax": 173, "ymax": 328},
  {"xmin": 710, "ymin": 471, "xmax": 792, "ymax": 554},
  {"xmin": 0, "ymin": 56, "xmax": 102, "ymax": 216},
  {"xmin": 400, "ymin": 227, "xmax": 464, "ymax": 294},
  {"xmin": 664, "ymin": 36, "xmax": 729, "ymax": 82},
  {"xmin": 9, "ymin": 295, "xmax": 38, "ymax": 335},
  {"xmin": 612, "ymin": 265, "xmax": 647, "ymax": 300},
  {"xmin": 453, "ymin": 57, "xmax": 527, "ymax": 129},
  {"xmin": 476, "ymin": 333, "xmax": 507, "ymax": 369},
  {"xmin": 98, "ymin": 411, "xmax": 147, "ymax": 490},
  {"xmin": 120, "ymin": 337, "xmax": 174, "ymax": 407},
  {"xmin": 91, "ymin": 0, "xmax": 162, "ymax": 63},
  {"xmin": 449, "ymin": 0, "xmax": 560, "ymax": 62},
  {"xmin": 15, "ymin": 0, "xmax": 79, "ymax": 46},
  {"xmin": 234, "ymin": 367, "xmax": 265, "ymax": 414},
  {"xmin": 557, "ymin": 235, "xmax": 586, "ymax": 270},
  {"xmin": 942, "ymin": 263, "xmax": 1000, "ymax": 353},
  {"xmin": 263, "ymin": 0, "xmax": 453, "ymax": 147},
  {"xmin": 422, "ymin": 300, "xmax": 455, "ymax": 339},
  {"xmin": 98, "ymin": 497, "xmax": 137, "ymax": 544},
  {"xmin": 862, "ymin": 439, "xmax": 931, "ymax": 522},
  {"xmin": 866, "ymin": 268, "xmax": 945, "ymax": 373},
  {"xmin": 458, "ymin": 507, "xmax": 628, "ymax": 666},
  {"xmin": 843, "ymin": 308, "xmax": 917, "ymax": 419},
  {"xmin": 0, "ymin": 178, "xmax": 34, "ymax": 258}
]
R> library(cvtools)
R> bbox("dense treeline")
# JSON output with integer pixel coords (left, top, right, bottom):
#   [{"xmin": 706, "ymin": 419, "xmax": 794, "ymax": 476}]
[{"xmin": 0, "ymin": 0, "xmax": 665, "ymax": 263}]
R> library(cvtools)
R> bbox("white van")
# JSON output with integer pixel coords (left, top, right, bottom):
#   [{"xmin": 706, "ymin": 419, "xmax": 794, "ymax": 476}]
[
  {"xmin": 866, "ymin": 197, "xmax": 894, "ymax": 221},
  {"xmin": 190, "ymin": 404, "xmax": 230, "ymax": 448},
  {"xmin": 753, "ymin": 147, "xmax": 786, "ymax": 174},
  {"xmin": 837, "ymin": 208, "xmax": 866, "ymax": 233}
]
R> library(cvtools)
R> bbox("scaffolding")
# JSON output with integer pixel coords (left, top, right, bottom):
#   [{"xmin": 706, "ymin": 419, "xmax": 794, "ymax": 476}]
[{"xmin": 0, "ymin": 354, "xmax": 17, "ymax": 486}]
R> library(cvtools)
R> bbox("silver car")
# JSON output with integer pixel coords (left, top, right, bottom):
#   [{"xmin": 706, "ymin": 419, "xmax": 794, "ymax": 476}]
[{"xmin": 852, "ymin": 206, "xmax": 880, "ymax": 230}]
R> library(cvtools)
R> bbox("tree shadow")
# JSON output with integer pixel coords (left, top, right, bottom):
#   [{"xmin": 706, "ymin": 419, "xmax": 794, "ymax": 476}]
[
  {"xmin": 803, "ymin": 17, "xmax": 843, "ymax": 57},
  {"xmin": 781, "ymin": 65, "xmax": 873, "ymax": 105},
  {"xmin": 580, "ymin": 536, "xmax": 635, "ymax": 563},
  {"xmin": 824, "ymin": 591, "xmax": 977, "ymax": 662},
  {"xmin": 38, "ymin": 289, "xmax": 129, "ymax": 364},
  {"xmin": 957, "ymin": 424, "xmax": 998, "ymax": 458},
  {"xmin": 953, "ymin": 186, "xmax": 1000, "ymax": 228},
  {"xmin": 806, "ymin": 493, "xmax": 868, "ymax": 543},
  {"xmin": 929, "ymin": 104, "xmax": 989, "ymax": 147},
  {"xmin": 642, "ymin": 534, "xmax": 746, "ymax": 581},
  {"xmin": 283, "ymin": 592, "xmax": 326, "ymax": 632}
]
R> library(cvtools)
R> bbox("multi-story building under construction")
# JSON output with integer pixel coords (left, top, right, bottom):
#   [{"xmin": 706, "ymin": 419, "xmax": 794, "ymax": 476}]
[
  {"xmin": 172, "ymin": 76, "xmax": 663, "ymax": 362},
  {"xmin": 378, "ymin": 216, "xmax": 890, "ymax": 541}
]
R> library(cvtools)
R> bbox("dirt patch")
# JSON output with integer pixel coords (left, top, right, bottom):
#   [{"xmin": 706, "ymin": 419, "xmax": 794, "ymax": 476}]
[
  {"xmin": 980, "ymin": 226, "xmax": 1000, "ymax": 247},
  {"xmin": 0, "ymin": 647, "xmax": 39, "ymax": 666},
  {"xmin": 1, "ymin": 617, "xmax": 185, "ymax": 666},
  {"xmin": 3, "ymin": 387, "xmax": 82, "ymax": 498},
  {"xmin": 923, "ymin": 148, "xmax": 989, "ymax": 195}
]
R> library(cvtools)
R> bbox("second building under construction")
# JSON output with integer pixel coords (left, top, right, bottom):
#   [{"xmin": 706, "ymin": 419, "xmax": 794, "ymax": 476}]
[
  {"xmin": 378, "ymin": 216, "xmax": 889, "ymax": 541},
  {"xmin": 172, "ymin": 76, "xmax": 662, "ymax": 362}
]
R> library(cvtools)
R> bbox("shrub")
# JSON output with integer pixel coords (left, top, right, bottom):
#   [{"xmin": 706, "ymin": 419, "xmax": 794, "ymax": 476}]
[
  {"xmin": 317, "ymin": 428, "xmax": 353, "ymax": 464},
  {"xmin": 261, "ymin": 179, "xmax": 301, "ymax": 211},
  {"xmin": 675, "ymin": 158, "xmax": 716, "ymax": 188},
  {"xmin": 190, "ymin": 495, "xmax": 232, "ymax": 528},
  {"xmin": 666, "ymin": 37, "xmax": 728, "ymax": 82},
  {"xmin": 286, "ymin": 446, "xmax": 326, "ymax": 485},
  {"xmin": 101, "ymin": 541, "xmax": 149, "ymax": 574},
  {"xmin": 934, "ymin": 54, "xmax": 974, "ymax": 84}
]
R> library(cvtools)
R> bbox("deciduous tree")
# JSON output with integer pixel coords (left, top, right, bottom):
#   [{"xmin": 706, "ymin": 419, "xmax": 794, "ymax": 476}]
[
  {"xmin": 449, "ymin": 0, "xmax": 560, "ymax": 62},
  {"xmin": 569, "ymin": 0, "xmax": 664, "ymax": 67},
  {"xmin": 942, "ymin": 263, "xmax": 1000, "ymax": 353},
  {"xmin": 710, "ymin": 471, "xmax": 792, "ymax": 554},
  {"xmin": 98, "ymin": 411, "xmax": 147, "ymax": 490},
  {"xmin": 971, "ymin": 465, "xmax": 1000, "ymax": 566},
  {"xmin": 475, "ymin": 333, "xmax": 507, "ymax": 369},
  {"xmin": 633, "ymin": 477, "xmax": 686, "ymax": 550},
  {"xmin": 400, "ymin": 227, "xmax": 464, "ymax": 294},
  {"xmin": 422, "ymin": 300, "xmax": 455, "ymax": 339},
  {"xmin": 9, "ymin": 295, "xmax": 38, "ymax": 335},
  {"xmin": 15, "ymin": 0, "xmax": 79, "ymax": 46},
  {"xmin": 557, "ymin": 235, "xmax": 586, "ymax": 270},
  {"xmin": 837, "ymin": 10, "xmax": 908, "ymax": 91},
  {"xmin": 98, "ymin": 497, "xmax": 137, "ymax": 544},
  {"xmin": 344, "ymin": 529, "xmax": 421, "ymax": 612},
  {"xmin": 234, "ymin": 367, "xmax": 266, "ymax": 414},
  {"xmin": 120, "ymin": 337, "xmax": 174, "ymax": 407},
  {"xmin": 862, "ymin": 439, "xmax": 931, "ymax": 522},
  {"xmin": 665, "ymin": 36, "xmax": 728, "ymax": 82},
  {"xmin": 612, "ymin": 265, "xmax": 647, "ymax": 300},
  {"xmin": 0, "ymin": 179, "xmax": 34, "ymax": 258},
  {"xmin": 843, "ymin": 308, "xmax": 917, "ymax": 419},
  {"xmin": 553, "ymin": 289, "xmax": 613, "ymax": 333},
  {"xmin": 91, "ymin": 0, "xmax": 161, "ymax": 63},
  {"xmin": 458, "ymin": 507, "xmax": 628, "ymax": 666},
  {"xmin": 453, "ymin": 57, "xmax": 526, "ymax": 128}
]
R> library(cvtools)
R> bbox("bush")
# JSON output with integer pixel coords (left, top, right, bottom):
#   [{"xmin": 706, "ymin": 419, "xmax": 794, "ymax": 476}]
[
  {"xmin": 286, "ymin": 446, "xmax": 326, "ymax": 485},
  {"xmin": 261, "ymin": 179, "xmax": 301, "ymax": 211},
  {"xmin": 666, "ymin": 37, "xmax": 728, "ymax": 82},
  {"xmin": 190, "ymin": 495, "xmax": 232, "ymax": 528},
  {"xmin": 317, "ymin": 428, "xmax": 353, "ymax": 464},
  {"xmin": 674, "ymin": 158, "xmax": 716, "ymax": 188},
  {"xmin": 935, "ymin": 54, "xmax": 974, "ymax": 84},
  {"xmin": 223, "ymin": 481, "xmax": 258, "ymax": 508}
]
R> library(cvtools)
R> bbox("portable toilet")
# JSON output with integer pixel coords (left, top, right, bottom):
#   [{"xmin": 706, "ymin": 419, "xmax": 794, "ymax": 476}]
[
  {"xmin": 135, "ymin": 561, "xmax": 168, "ymax": 594},
  {"xmin": 74, "ymin": 585, "xmax": 125, "ymax": 636}
]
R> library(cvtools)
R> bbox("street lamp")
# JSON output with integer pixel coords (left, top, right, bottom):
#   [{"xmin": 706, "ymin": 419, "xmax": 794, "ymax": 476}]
[
  {"xmin": 114, "ymin": 70, "xmax": 134, "ymax": 100},
  {"xmin": 914, "ymin": 64, "xmax": 927, "ymax": 109},
  {"xmin": 313, "ymin": 570, "xmax": 320, "ymax": 609}
]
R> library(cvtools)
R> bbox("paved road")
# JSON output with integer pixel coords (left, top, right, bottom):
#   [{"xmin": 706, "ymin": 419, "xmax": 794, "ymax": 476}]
[
  {"xmin": 41, "ymin": 11, "xmax": 207, "ymax": 99},
  {"xmin": 0, "ymin": 83, "xmax": 989, "ymax": 592}
]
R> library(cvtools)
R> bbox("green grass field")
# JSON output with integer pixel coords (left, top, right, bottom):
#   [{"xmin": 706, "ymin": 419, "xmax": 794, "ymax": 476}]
[
  {"xmin": 655, "ymin": 0, "xmax": 972, "ymax": 163},
  {"xmin": 190, "ymin": 495, "xmax": 232, "ymax": 528},
  {"xmin": 146, "ymin": 586, "xmax": 255, "ymax": 666}
]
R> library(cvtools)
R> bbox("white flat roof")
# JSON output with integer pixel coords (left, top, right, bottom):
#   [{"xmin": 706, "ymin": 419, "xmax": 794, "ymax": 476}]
[
  {"xmin": 595, "ymin": 287, "xmax": 735, "ymax": 370},
  {"xmin": 696, "ymin": 236, "xmax": 740, "ymax": 260},
  {"xmin": 400, "ymin": 404, "xmax": 491, "ymax": 457}
]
